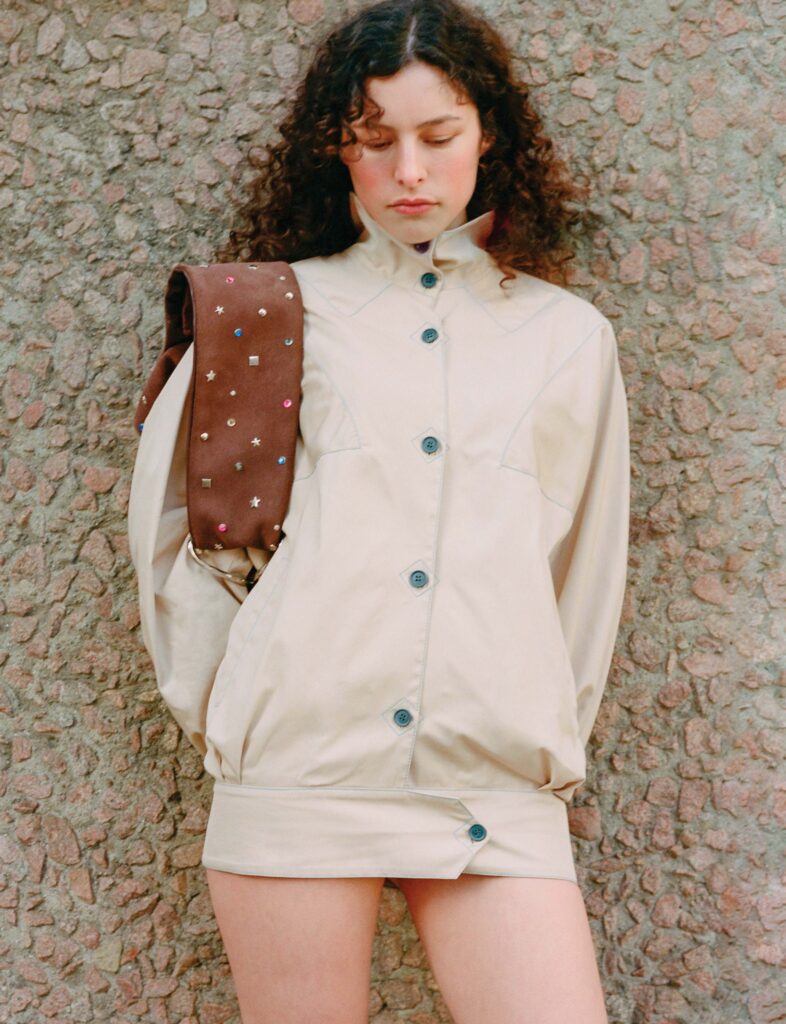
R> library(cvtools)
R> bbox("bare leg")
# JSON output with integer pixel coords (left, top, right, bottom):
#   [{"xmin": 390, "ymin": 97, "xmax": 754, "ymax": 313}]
[
  {"xmin": 205, "ymin": 869, "xmax": 386, "ymax": 1024},
  {"xmin": 391, "ymin": 874, "xmax": 608, "ymax": 1024}
]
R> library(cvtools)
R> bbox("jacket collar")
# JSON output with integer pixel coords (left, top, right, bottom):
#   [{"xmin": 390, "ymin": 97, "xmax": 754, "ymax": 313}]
[
  {"xmin": 346, "ymin": 190, "xmax": 498, "ymax": 283},
  {"xmin": 302, "ymin": 190, "xmax": 564, "ymax": 335}
]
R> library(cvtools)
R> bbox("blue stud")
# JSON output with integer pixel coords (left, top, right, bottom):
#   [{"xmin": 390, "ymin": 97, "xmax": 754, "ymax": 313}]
[
  {"xmin": 234, "ymin": 327, "xmax": 243, "ymax": 337},
  {"xmin": 277, "ymin": 456, "xmax": 286, "ymax": 464}
]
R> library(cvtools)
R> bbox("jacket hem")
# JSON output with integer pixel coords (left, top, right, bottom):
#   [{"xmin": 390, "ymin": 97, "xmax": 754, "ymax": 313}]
[{"xmin": 202, "ymin": 780, "xmax": 578, "ymax": 884}]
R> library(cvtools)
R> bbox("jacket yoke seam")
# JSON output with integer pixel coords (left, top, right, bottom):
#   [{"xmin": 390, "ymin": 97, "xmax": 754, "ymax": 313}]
[
  {"xmin": 457, "ymin": 282, "xmax": 568, "ymax": 335},
  {"xmin": 302, "ymin": 270, "xmax": 394, "ymax": 317}
]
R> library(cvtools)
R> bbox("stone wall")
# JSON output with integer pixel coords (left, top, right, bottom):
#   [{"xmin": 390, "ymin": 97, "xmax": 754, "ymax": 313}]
[{"xmin": 1, "ymin": 1, "xmax": 783, "ymax": 1022}]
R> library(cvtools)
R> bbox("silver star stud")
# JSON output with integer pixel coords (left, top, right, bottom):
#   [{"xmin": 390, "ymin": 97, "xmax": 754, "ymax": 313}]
[
  {"xmin": 251, "ymin": 437, "xmax": 261, "ymax": 446},
  {"xmin": 250, "ymin": 496, "xmax": 261, "ymax": 508},
  {"xmin": 206, "ymin": 370, "xmax": 216, "ymax": 381},
  {"xmin": 215, "ymin": 305, "xmax": 224, "ymax": 314}
]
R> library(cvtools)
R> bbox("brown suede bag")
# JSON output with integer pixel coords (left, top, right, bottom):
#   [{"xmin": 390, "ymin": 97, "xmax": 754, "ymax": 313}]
[{"xmin": 133, "ymin": 261, "xmax": 304, "ymax": 590}]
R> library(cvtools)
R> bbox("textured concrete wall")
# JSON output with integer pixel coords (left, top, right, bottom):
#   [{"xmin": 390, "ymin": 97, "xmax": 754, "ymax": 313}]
[{"xmin": 1, "ymin": 1, "xmax": 784, "ymax": 1022}]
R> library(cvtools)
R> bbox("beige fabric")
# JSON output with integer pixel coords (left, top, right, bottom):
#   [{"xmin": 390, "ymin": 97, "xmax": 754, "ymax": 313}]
[{"xmin": 127, "ymin": 190, "xmax": 630, "ymax": 884}]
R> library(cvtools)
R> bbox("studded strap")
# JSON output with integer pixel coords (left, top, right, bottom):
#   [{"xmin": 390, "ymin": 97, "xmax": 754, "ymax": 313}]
[{"xmin": 133, "ymin": 261, "xmax": 304, "ymax": 556}]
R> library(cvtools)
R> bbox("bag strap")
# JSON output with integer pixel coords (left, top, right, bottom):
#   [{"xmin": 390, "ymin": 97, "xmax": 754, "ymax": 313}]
[{"xmin": 134, "ymin": 260, "xmax": 304, "ymax": 562}]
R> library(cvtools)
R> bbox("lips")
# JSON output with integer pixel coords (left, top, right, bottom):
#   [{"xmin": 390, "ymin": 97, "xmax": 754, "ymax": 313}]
[{"xmin": 391, "ymin": 200, "xmax": 436, "ymax": 214}]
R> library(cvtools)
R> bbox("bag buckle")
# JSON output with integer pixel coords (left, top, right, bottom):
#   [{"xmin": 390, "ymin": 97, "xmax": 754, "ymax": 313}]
[{"xmin": 186, "ymin": 535, "xmax": 262, "ymax": 593}]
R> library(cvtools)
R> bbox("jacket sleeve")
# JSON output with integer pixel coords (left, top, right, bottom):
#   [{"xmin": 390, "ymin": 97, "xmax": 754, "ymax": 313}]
[
  {"xmin": 546, "ymin": 317, "xmax": 630, "ymax": 749},
  {"xmin": 127, "ymin": 344, "xmax": 270, "ymax": 757}
]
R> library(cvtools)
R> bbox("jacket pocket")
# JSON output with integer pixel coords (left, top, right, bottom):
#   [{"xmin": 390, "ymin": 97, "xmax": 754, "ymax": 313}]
[
  {"xmin": 208, "ymin": 547, "xmax": 292, "ymax": 710},
  {"xmin": 499, "ymin": 401, "xmax": 592, "ymax": 521},
  {"xmin": 499, "ymin": 324, "xmax": 606, "ymax": 519}
]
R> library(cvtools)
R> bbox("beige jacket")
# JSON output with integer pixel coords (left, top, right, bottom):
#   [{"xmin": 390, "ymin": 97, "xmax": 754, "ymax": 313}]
[{"xmin": 127, "ymin": 191, "xmax": 630, "ymax": 883}]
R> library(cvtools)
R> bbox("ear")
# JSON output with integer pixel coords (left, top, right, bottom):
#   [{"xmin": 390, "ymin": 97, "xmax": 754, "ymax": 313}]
[
  {"xmin": 336, "ymin": 129, "xmax": 363, "ymax": 165},
  {"xmin": 480, "ymin": 134, "xmax": 495, "ymax": 156}
]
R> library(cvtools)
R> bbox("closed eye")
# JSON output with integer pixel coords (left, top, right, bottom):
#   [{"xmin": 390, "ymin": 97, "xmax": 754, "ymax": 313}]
[{"xmin": 363, "ymin": 137, "xmax": 457, "ymax": 151}]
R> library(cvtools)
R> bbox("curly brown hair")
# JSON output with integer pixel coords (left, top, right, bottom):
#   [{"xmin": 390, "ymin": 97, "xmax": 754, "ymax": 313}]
[{"xmin": 214, "ymin": 0, "xmax": 597, "ymax": 287}]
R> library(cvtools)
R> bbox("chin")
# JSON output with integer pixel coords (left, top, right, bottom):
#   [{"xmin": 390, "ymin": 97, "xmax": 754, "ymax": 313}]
[{"xmin": 389, "ymin": 213, "xmax": 447, "ymax": 239}]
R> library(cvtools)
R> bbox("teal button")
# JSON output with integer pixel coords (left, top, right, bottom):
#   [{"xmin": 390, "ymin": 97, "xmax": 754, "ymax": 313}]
[
  {"xmin": 420, "ymin": 272, "xmax": 438, "ymax": 289},
  {"xmin": 393, "ymin": 708, "xmax": 413, "ymax": 727},
  {"xmin": 421, "ymin": 327, "xmax": 439, "ymax": 343},
  {"xmin": 468, "ymin": 823, "xmax": 487, "ymax": 842},
  {"xmin": 409, "ymin": 570, "xmax": 429, "ymax": 588},
  {"xmin": 421, "ymin": 436, "xmax": 440, "ymax": 454}
]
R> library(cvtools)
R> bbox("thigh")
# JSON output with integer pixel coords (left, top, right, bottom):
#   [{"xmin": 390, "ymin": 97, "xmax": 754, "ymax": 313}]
[
  {"xmin": 391, "ymin": 875, "xmax": 608, "ymax": 1024},
  {"xmin": 205, "ymin": 869, "xmax": 386, "ymax": 1024}
]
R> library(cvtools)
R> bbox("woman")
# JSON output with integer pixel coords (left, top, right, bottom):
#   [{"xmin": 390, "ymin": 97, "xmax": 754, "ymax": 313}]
[{"xmin": 128, "ymin": 0, "xmax": 630, "ymax": 1021}]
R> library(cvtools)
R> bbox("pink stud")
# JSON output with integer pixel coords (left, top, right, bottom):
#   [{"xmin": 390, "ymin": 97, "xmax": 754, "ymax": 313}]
[
  {"xmin": 217, "ymin": 522, "xmax": 228, "ymax": 532},
  {"xmin": 282, "ymin": 398, "xmax": 292, "ymax": 408},
  {"xmin": 225, "ymin": 275, "xmax": 235, "ymax": 284}
]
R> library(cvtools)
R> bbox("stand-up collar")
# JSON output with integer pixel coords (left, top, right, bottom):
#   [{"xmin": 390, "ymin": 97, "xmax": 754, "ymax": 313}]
[{"xmin": 346, "ymin": 190, "xmax": 498, "ymax": 283}]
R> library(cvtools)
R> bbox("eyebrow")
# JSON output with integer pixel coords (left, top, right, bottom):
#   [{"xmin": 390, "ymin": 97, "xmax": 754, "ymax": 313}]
[{"xmin": 359, "ymin": 115, "xmax": 463, "ymax": 130}]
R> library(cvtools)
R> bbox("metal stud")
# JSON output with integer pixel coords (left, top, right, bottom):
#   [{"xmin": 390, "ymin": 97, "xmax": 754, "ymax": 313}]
[
  {"xmin": 250, "ymin": 496, "xmax": 261, "ymax": 508},
  {"xmin": 251, "ymin": 437, "xmax": 261, "ymax": 446},
  {"xmin": 206, "ymin": 370, "xmax": 216, "ymax": 381},
  {"xmin": 200, "ymin": 431, "xmax": 209, "ymax": 440},
  {"xmin": 227, "ymin": 418, "xmax": 236, "ymax": 426},
  {"xmin": 284, "ymin": 337, "xmax": 294, "ymax": 346},
  {"xmin": 269, "ymin": 543, "xmax": 277, "ymax": 550},
  {"xmin": 248, "ymin": 264, "xmax": 258, "ymax": 270},
  {"xmin": 202, "ymin": 478, "xmax": 212, "ymax": 487},
  {"xmin": 141, "ymin": 394, "xmax": 147, "ymax": 403},
  {"xmin": 258, "ymin": 307, "xmax": 267, "ymax": 316},
  {"xmin": 285, "ymin": 291, "xmax": 294, "ymax": 300},
  {"xmin": 279, "ymin": 275, "xmax": 286, "ymax": 280},
  {"xmin": 274, "ymin": 524, "xmax": 281, "ymax": 530},
  {"xmin": 215, "ymin": 305, "xmax": 224, "ymax": 314},
  {"xmin": 229, "ymin": 389, "xmax": 237, "ymax": 396},
  {"xmin": 213, "ymin": 542, "xmax": 223, "ymax": 549},
  {"xmin": 235, "ymin": 461, "xmax": 244, "ymax": 470},
  {"xmin": 249, "ymin": 355, "xmax": 259, "ymax": 366}
]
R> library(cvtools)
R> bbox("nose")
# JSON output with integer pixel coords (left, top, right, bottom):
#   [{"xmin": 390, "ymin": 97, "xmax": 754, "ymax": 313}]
[{"xmin": 395, "ymin": 138, "xmax": 426, "ymax": 186}]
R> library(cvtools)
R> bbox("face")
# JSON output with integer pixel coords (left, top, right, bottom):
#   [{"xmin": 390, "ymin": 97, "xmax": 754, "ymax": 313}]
[{"xmin": 339, "ymin": 60, "xmax": 493, "ymax": 244}]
